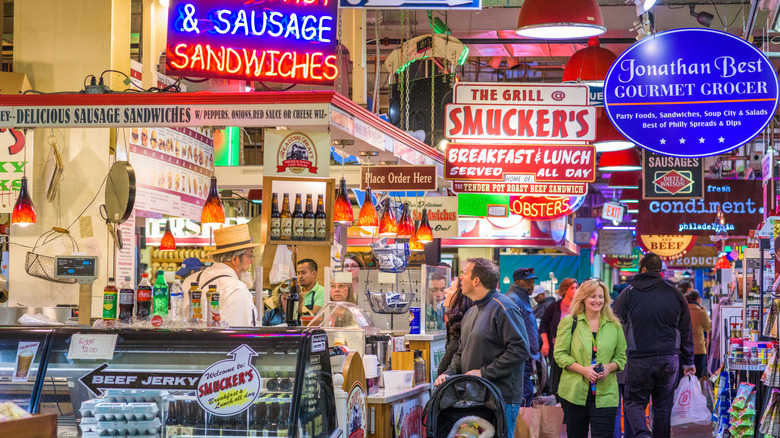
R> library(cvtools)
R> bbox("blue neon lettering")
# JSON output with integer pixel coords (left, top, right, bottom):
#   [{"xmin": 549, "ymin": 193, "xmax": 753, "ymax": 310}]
[
  {"xmin": 180, "ymin": 4, "xmax": 200, "ymax": 33},
  {"xmin": 284, "ymin": 13, "xmax": 300, "ymax": 39},
  {"xmin": 268, "ymin": 12, "xmax": 284, "ymax": 37},
  {"xmin": 302, "ymin": 16, "xmax": 317, "ymax": 40},
  {"xmin": 232, "ymin": 10, "xmax": 249, "ymax": 35},
  {"xmin": 649, "ymin": 201, "xmax": 659, "ymax": 213},
  {"xmin": 318, "ymin": 16, "xmax": 332, "ymax": 43},
  {"xmin": 250, "ymin": 10, "xmax": 266, "ymax": 36},
  {"xmin": 214, "ymin": 10, "xmax": 231, "ymax": 34}
]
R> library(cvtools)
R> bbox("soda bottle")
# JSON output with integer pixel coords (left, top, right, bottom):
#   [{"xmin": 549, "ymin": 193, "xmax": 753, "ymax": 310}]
[
  {"xmin": 190, "ymin": 282, "xmax": 202, "ymax": 323},
  {"xmin": 270, "ymin": 192, "xmax": 281, "ymax": 240},
  {"xmin": 118, "ymin": 276, "xmax": 135, "ymax": 323},
  {"xmin": 303, "ymin": 194, "xmax": 315, "ymax": 241},
  {"xmin": 170, "ymin": 279, "xmax": 186, "ymax": 322},
  {"xmin": 208, "ymin": 285, "xmax": 220, "ymax": 326},
  {"xmin": 153, "ymin": 270, "xmax": 169, "ymax": 317},
  {"xmin": 102, "ymin": 277, "xmax": 118, "ymax": 320},
  {"xmin": 136, "ymin": 273, "xmax": 153, "ymax": 320}
]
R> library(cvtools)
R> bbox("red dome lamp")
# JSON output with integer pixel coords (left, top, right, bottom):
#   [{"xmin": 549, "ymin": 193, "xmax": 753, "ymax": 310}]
[
  {"xmin": 607, "ymin": 171, "xmax": 641, "ymax": 189},
  {"xmin": 516, "ymin": 0, "xmax": 606, "ymax": 39},
  {"xmin": 594, "ymin": 110, "xmax": 635, "ymax": 152},
  {"xmin": 563, "ymin": 37, "xmax": 616, "ymax": 84},
  {"xmin": 598, "ymin": 148, "xmax": 642, "ymax": 172}
]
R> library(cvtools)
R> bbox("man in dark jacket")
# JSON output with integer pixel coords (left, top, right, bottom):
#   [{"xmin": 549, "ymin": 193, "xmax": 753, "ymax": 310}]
[
  {"xmin": 613, "ymin": 253, "xmax": 695, "ymax": 438},
  {"xmin": 435, "ymin": 258, "xmax": 530, "ymax": 438},
  {"xmin": 506, "ymin": 267, "xmax": 541, "ymax": 406}
]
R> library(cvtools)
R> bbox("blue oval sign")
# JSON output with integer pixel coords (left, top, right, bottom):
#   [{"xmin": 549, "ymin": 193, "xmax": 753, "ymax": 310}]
[{"xmin": 604, "ymin": 28, "xmax": 779, "ymax": 157}]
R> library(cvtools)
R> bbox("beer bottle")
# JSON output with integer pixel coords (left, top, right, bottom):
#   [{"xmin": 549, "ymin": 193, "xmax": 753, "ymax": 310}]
[
  {"xmin": 286, "ymin": 277, "xmax": 301, "ymax": 326},
  {"xmin": 136, "ymin": 273, "xmax": 153, "ymax": 320},
  {"xmin": 280, "ymin": 194, "xmax": 292, "ymax": 241},
  {"xmin": 270, "ymin": 192, "xmax": 281, "ymax": 240},
  {"xmin": 292, "ymin": 194, "xmax": 304, "ymax": 240},
  {"xmin": 102, "ymin": 278, "xmax": 118, "ymax": 320},
  {"xmin": 303, "ymin": 194, "xmax": 315, "ymax": 241},
  {"xmin": 165, "ymin": 399, "xmax": 178, "ymax": 437},
  {"xmin": 153, "ymin": 270, "xmax": 169, "ymax": 316},
  {"xmin": 315, "ymin": 194, "xmax": 327, "ymax": 241},
  {"xmin": 118, "ymin": 276, "xmax": 135, "ymax": 323}
]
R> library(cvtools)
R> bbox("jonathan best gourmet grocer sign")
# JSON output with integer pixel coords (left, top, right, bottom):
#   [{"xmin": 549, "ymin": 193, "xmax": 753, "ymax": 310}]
[{"xmin": 604, "ymin": 28, "xmax": 778, "ymax": 157}]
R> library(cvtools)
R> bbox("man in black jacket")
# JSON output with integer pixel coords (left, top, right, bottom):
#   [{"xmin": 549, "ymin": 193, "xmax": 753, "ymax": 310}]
[
  {"xmin": 506, "ymin": 268, "xmax": 541, "ymax": 407},
  {"xmin": 614, "ymin": 253, "xmax": 695, "ymax": 438},
  {"xmin": 435, "ymin": 258, "xmax": 530, "ymax": 438}
]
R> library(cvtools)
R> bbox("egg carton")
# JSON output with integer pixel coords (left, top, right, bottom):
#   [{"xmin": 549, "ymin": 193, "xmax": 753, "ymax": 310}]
[
  {"xmin": 97, "ymin": 418, "xmax": 161, "ymax": 436},
  {"xmin": 80, "ymin": 416, "xmax": 98, "ymax": 433},
  {"xmin": 83, "ymin": 434, "xmax": 158, "ymax": 438},
  {"xmin": 104, "ymin": 389, "xmax": 168, "ymax": 403},
  {"xmin": 80, "ymin": 399, "xmax": 101, "ymax": 417}
]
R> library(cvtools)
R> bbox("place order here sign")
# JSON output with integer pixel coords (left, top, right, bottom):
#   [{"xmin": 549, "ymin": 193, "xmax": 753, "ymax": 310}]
[{"xmin": 445, "ymin": 84, "xmax": 594, "ymax": 210}]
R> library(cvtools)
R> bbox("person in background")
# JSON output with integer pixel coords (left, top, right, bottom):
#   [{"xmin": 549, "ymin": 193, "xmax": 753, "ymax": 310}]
[
  {"xmin": 678, "ymin": 280, "xmax": 692, "ymax": 295},
  {"xmin": 426, "ymin": 273, "xmax": 448, "ymax": 331},
  {"xmin": 330, "ymin": 279, "xmax": 355, "ymax": 303},
  {"xmin": 506, "ymin": 267, "xmax": 541, "ymax": 406},
  {"xmin": 297, "ymin": 259, "xmax": 324, "ymax": 314},
  {"xmin": 613, "ymin": 253, "xmax": 695, "ymax": 438},
  {"xmin": 685, "ymin": 290, "xmax": 712, "ymax": 378},
  {"xmin": 435, "ymin": 258, "xmax": 530, "ymax": 438},
  {"xmin": 436, "ymin": 277, "xmax": 475, "ymax": 376},
  {"xmin": 540, "ymin": 278, "xmax": 578, "ymax": 397},
  {"xmin": 343, "ymin": 253, "xmax": 365, "ymax": 298},
  {"xmin": 532, "ymin": 285, "xmax": 555, "ymax": 320},
  {"xmin": 263, "ymin": 281, "xmax": 291, "ymax": 326},
  {"xmin": 555, "ymin": 279, "xmax": 627, "ymax": 438},
  {"xmin": 183, "ymin": 224, "xmax": 258, "ymax": 326},
  {"xmin": 176, "ymin": 257, "xmax": 203, "ymax": 280}
]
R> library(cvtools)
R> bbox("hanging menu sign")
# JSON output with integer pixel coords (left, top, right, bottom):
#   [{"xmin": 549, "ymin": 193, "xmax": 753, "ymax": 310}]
[
  {"xmin": 360, "ymin": 165, "xmax": 437, "ymax": 191},
  {"xmin": 642, "ymin": 152, "xmax": 705, "ymax": 199},
  {"xmin": 604, "ymin": 28, "xmax": 779, "ymax": 157}
]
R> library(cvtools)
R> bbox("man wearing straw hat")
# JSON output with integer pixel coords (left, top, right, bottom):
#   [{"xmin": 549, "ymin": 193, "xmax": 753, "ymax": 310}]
[{"xmin": 184, "ymin": 224, "xmax": 259, "ymax": 326}]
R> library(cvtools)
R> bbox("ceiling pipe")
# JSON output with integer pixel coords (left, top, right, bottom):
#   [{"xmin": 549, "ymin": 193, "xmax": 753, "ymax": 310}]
[
  {"xmin": 368, "ymin": 35, "xmax": 773, "ymax": 46},
  {"xmin": 744, "ymin": 0, "xmax": 761, "ymax": 39}
]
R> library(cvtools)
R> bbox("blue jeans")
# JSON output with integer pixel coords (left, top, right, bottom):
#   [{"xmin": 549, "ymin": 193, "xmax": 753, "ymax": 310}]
[
  {"xmin": 522, "ymin": 359, "xmax": 535, "ymax": 407},
  {"xmin": 624, "ymin": 355, "xmax": 680, "ymax": 438},
  {"xmin": 505, "ymin": 403, "xmax": 521, "ymax": 438}
]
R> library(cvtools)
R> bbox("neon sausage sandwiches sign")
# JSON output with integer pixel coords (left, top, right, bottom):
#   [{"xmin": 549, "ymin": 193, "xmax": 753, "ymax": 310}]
[{"xmin": 166, "ymin": 0, "xmax": 339, "ymax": 85}]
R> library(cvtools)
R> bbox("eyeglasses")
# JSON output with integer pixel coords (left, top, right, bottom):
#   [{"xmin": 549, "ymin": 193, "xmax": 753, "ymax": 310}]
[
  {"xmin": 343, "ymin": 263, "xmax": 360, "ymax": 270},
  {"xmin": 242, "ymin": 252, "xmax": 255, "ymax": 260}
]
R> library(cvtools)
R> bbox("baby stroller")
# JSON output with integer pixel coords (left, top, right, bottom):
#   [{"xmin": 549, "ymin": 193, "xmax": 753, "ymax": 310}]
[{"xmin": 423, "ymin": 375, "xmax": 507, "ymax": 438}]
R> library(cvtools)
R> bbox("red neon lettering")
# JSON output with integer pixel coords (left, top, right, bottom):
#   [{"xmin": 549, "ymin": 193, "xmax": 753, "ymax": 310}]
[
  {"xmin": 323, "ymin": 55, "xmax": 338, "ymax": 80},
  {"xmin": 226, "ymin": 48, "xmax": 242, "ymax": 74},
  {"xmin": 266, "ymin": 50, "xmax": 280, "ymax": 76},
  {"xmin": 279, "ymin": 52, "xmax": 294, "ymax": 78},
  {"xmin": 310, "ymin": 52, "xmax": 323, "ymax": 79},
  {"xmin": 171, "ymin": 44, "xmax": 189, "ymax": 69}
]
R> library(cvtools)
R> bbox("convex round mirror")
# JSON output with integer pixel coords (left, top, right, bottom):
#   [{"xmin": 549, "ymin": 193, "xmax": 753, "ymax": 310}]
[{"xmin": 105, "ymin": 161, "xmax": 136, "ymax": 224}]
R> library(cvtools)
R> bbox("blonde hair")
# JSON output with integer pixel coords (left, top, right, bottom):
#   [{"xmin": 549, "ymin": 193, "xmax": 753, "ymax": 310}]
[{"xmin": 569, "ymin": 279, "xmax": 620, "ymax": 325}]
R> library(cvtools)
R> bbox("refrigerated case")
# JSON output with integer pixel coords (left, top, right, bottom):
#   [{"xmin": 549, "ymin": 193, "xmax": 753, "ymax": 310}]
[{"xmin": 0, "ymin": 327, "xmax": 337, "ymax": 438}]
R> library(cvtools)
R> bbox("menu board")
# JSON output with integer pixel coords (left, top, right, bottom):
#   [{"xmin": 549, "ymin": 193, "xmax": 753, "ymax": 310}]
[{"xmin": 121, "ymin": 127, "xmax": 214, "ymax": 221}]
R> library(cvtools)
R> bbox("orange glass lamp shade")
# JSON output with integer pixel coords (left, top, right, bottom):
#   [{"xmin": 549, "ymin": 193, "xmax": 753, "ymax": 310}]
[
  {"xmin": 378, "ymin": 198, "xmax": 398, "ymax": 237},
  {"xmin": 334, "ymin": 178, "xmax": 354, "ymax": 224},
  {"xmin": 620, "ymin": 188, "xmax": 640, "ymax": 204},
  {"xmin": 714, "ymin": 255, "xmax": 731, "ymax": 270},
  {"xmin": 515, "ymin": 0, "xmax": 605, "ymax": 39},
  {"xmin": 562, "ymin": 37, "xmax": 616, "ymax": 84},
  {"xmin": 11, "ymin": 176, "xmax": 36, "ymax": 226},
  {"xmin": 416, "ymin": 208, "xmax": 434, "ymax": 243},
  {"xmin": 608, "ymin": 171, "xmax": 641, "ymax": 189},
  {"xmin": 201, "ymin": 176, "xmax": 225, "ymax": 224},
  {"xmin": 358, "ymin": 188, "xmax": 378, "ymax": 229},
  {"xmin": 160, "ymin": 219, "xmax": 176, "ymax": 251},
  {"xmin": 397, "ymin": 203, "xmax": 415, "ymax": 237},
  {"xmin": 597, "ymin": 148, "xmax": 642, "ymax": 172},
  {"xmin": 409, "ymin": 221, "xmax": 424, "ymax": 252},
  {"xmin": 594, "ymin": 110, "xmax": 634, "ymax": 152}
]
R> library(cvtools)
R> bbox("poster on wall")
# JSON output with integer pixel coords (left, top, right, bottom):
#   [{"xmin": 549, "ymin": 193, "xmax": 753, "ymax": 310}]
[
  {"xmin": 114, "ymin": 210, "xmax": 136, "ymax": 284},
  {"xmin": 396, "ymin": 196, "xmax": 458, "ymax": 238},
  {"xmin": 638, "ymin": 179, "xmax": 763, "ymax": 236},
  {"xmin": 598, "ymin": 229, "xmax": 634, "ymax": 256},
  {"xmin": 120, "ymin": 127, "xmax": 214, "ymax": 222},
  {"xmin": 263, "ymin": 130, "xmax": 330, "ymax": 178},
  {"xmin": 642, "ymin": 153, "xmax": 704, "ymax": 200},
  {"xmin": 604, "ymin": 28, "xmax": 779, "ymax": 157},
  {"xmin": 391, "ymin": 391, "xmax": 430, "ymax": 438},
  {"xmin": 0, "ymin": 129, "xmax": 33, "ymax": 214}
]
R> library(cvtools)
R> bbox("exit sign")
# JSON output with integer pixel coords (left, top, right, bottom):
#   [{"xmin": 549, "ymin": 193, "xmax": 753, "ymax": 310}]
[{"xmin": 602, "ymin": 202, "xmax": 624, "ymax": 223}]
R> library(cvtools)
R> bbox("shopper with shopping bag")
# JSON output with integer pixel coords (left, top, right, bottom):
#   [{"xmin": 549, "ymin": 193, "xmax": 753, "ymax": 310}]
[
  {"xmin": 670, "ymin": 375, "xmax": 712, "ymax": 426},
  {"xmin": 554, "ymin": 279, "xmax": 627, "ymax": 438}
]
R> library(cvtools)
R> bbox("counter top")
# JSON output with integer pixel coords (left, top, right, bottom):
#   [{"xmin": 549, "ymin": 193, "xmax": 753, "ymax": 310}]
[
  {"xmin": 404, "ymin": 333, "xmax": 446, "ymax": 342},
  {"xmin": 366, "ymin": 383, "xmax": 430, "ymax": 404}
]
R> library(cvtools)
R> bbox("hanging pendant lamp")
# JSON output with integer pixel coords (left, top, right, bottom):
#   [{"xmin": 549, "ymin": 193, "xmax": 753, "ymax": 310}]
[
  {"xmin": 397, "ymin": 203, "xmax": 415, "ymax": 237},
  {"xmin": 620, "ymin": 188, "xmax": 640, "ymax": 204},
  {"xmin": 515, "ymin": 0, "xmax": 606, "ymax": 39},
  {"xmin": 714, "ymin": 255, "xmax": 731, "ymax": 270},
  {"xmin": 598, "ymin": 148, "xmax": 642, "ymax": 172},
  {"xmin": 378, "ymin": 198, "xmax": 398, "ymax": 237},
  {"xmin": 562, "ymin": 37, "xmax": 616, "ymax": 84},
  {"xmin": 11, "ymin": 176, "xmax": 36, "ymax": 226},
  {"xmin": 409, "ymin": 220, "xmax": 424, "ymax": 252},
  {"xmin": 594, "ymin": 110, "xmax": 635, "ymax": 152},
  {"xmin": 607, "ymin": 171, "xmax": 641, "ymax": 189},
  {"xmin": 160, "ymin": 219, "xmax": 176, "ymax": 251},
  {"xmin": 358, "ymin": 187, "xmax": 379, "ymax": 230},
  {"xmin": 201, "ymin": 176, "xmax": 225, "ymax": 224},
  {"xmin": 416, "ymin": 208, "xmax": 434, "ymax": 243},
  {"xmin": 334, "ymin": 178, "xmax": 354, "ymax": 224}
]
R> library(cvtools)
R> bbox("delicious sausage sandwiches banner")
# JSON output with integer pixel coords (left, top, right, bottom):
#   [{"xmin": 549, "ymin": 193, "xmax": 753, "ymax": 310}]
[{"xmin": 604, "ymin": 28, "xmax": 779, "ymax": 157}]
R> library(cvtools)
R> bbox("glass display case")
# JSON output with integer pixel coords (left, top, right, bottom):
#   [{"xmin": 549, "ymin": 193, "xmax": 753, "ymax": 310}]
[
  {"xmin": 423, "ymin": 265, "xmax": 450, "ymax": 334},
  {"xmin": 0, "ymin": 327, "xmax": 337, "ymax": 438}
]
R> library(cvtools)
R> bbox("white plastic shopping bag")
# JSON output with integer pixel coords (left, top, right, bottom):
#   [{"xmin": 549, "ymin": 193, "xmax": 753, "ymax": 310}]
[
  {"xmin": 671, "ymin": 375, "xmax": 712, "ymax": 426},
  {"xmin": 269, "ymin": 245, "xmax": 294, "ymax": 284}
]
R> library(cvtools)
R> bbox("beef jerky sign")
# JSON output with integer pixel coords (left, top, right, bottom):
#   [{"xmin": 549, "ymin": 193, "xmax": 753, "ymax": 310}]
[{"xmin": 643, "ymin": 152, "xmax": 704, "ymax": 199}]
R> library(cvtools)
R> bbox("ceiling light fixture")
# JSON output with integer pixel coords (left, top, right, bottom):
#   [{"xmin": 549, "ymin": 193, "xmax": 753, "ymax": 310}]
[
  {"xmin": 594, "ymin": 110, "xmax": 635, "ymax": 152},
  {"xmin": 11, "ymin": 176, "xmax": 36, "ymax": 226},
  {"xmin": 689, "ymin": 4, "xmax": 714, "ymax": 27},
  {"xmin": 515, "ymin": 0, "xmax": 606, "ymax": 39},
  {"xmin": 397, "ymin": 202, "xmax": 415, "ymax": 237},
  {"xmin": 378, "ymin": 198, "xmax": 398, "ymax": 237},
  {"xmin": 620, "ymin": 188, "xmax": 640, "ymax": 204},
  {"xmin": 607, "ymin": 171, "xmax": 641, "ymax": 189},
  {"xmin": 201, "ymin": 176, "xmax": 226, "ymax": 224},
  {"xmin": 562, "ymin": 37, "xmax": 616, "ymax": 84},
  {"xmin": 597, "ymin": 148, "xmax": 642, "ymax": 172},
  {"xmin": 160, "ymin": 219, "xmax": 176, "ymax": 251},
  {"xmin": 635, "ymin": 0, "xmax": 655, "ymax": 13},
  {"xmin": 416, "ymin": 208, "xmax": 434, "ymax": 243}
]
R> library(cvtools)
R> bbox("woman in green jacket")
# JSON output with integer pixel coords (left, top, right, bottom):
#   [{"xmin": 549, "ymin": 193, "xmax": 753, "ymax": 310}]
[{"xmin": 554, "ymin": 278, "xmax": 627, "ymax": 438}]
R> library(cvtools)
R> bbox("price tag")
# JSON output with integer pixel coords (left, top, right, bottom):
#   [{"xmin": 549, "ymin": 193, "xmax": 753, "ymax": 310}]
[
  {"xmin": 67, "ymin": 334, "xmax": 118, "ymax": 360},
  {"xmin": 377, "ymin": 272, "xmax": 396, "ymax": 284},
  {"xmin": 333, "ymin": 272, "xmax": 352, "ymax": 283}
]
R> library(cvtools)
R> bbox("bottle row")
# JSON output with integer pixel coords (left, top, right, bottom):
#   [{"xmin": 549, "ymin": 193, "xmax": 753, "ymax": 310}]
[
  {"xmin": 269, "ymin": 192, "xmax": 328, "ymax": 241},
  {"xmin": 102, "ymin": 272, "xmax": 221, "ymax": 327},
  {"xmin": 164, "ymin": 397, "xmax": 292, "ymax": 437}
]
